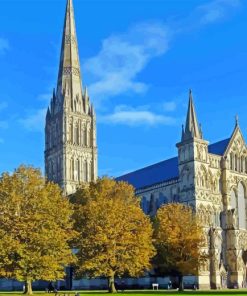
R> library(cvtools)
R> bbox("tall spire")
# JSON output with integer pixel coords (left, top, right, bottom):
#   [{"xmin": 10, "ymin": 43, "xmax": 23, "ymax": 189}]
[
  {"xmin": 182, "ymin": 89, "xmax": 202, "ymax": 141},
  {"xmin": 56, "ymin": 0, "xmax": 83, "ymax": 101}
]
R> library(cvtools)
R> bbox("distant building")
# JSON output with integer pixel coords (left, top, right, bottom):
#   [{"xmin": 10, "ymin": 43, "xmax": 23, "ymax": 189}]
[
  {"xmin": 45, "ymin": 0, "xmax": 97, "ymax": 195},
  {"xmin": 117, "ymin": 91, "xmax": 247, "ymax": 289}
]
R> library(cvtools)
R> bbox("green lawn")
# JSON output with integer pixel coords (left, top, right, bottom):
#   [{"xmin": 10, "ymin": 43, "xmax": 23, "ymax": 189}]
[{"xmin": 1, "ymin": 291, "xmax": 247, "ymax": 296}]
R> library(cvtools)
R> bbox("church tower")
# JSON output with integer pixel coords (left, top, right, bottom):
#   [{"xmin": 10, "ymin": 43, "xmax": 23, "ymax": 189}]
[
  {"xmin": 45, "ymin": 0, "xmax": 97, "ymax": 195},
  {"xmin": 176, "ymin": 90, "xmax": 208, "ymax": 206},
  {"xmin": 177, "ymin": 90, "xmax": 213, "ymax": 289}
]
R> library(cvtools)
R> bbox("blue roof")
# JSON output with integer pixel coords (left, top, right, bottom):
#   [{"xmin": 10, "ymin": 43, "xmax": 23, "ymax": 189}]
[
  {"xmin": 116, "ymin": 157, "xmax": 179, "ymax": 190},
  {"xmin": 208, "ymin": 138, "xmax": 231, "ymax": 155},
  {"xmin": 117, "ymin": 138, "xmax": 231, "ymax": 190}
]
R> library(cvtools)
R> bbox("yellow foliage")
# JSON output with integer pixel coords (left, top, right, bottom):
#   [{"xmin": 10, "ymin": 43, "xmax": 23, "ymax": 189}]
[
  {"xmin": 154, "ymin": 203, "xmax": 207, "ymax": 278},
  {"xmin": 71, "ymin": 177, "xmax": 155, "ymax": 291},
  {"xmin": 0, "ymin": 165, "xmax": 76, "ymax": 291}
]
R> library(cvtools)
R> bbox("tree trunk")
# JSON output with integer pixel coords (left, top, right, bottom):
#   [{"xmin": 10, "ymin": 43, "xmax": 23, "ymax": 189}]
[
  {"xmin": 108, "ymin": 274, "xmax": 117, "ymax": 293},
  {"xmin": 23, "ymin": 279, "xmax": 33, "ymax": 295},
  {"xmin": 178, "ymin": 274, "xmax": 184, "ymax": 291}
]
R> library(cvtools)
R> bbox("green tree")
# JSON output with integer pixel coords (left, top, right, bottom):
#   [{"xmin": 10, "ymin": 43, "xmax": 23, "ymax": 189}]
[
  {"xmin": 154, "ymin": 203, "xmax": 207, "ymax": 291},
  {"xmin": 0, "ymin": 166, "xmax": 76, "ymax": 294},
  {"xmin": 71, "ymin": 177, "xmax": 155, "ymax": 293}
]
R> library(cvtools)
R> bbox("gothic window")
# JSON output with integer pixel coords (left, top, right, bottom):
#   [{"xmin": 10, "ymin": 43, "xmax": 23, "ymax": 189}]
[
  {"xmin": 74, "ymin": 159, "xmax": 79, "ymax": 181},
  {"xmin": 88, "ymin": 129, "xmax": 91, "ymax": 147},
  {"xmin": 141, "ymin": 196, "xmax": 149, "ymax": 214},
  {"xmin": 70, "ymin": 123, "xmax": 73, "ymax": 143},
  {"xmin": 148, "ymin": 194, "xmax": 157, "ymax": 216},
  {"xmin": 57, "ymin": 157, "xmax": 60, "ymax": 179},
  {"xmin": 230, "ymin": 153, "xmax": 233, "ymax": 170},
  {"xmin": 241, "ymin": 156, "xmax": 244, "ymax": 173},
  {"xmin": 70, "ymin": 158, "xmax": 75, "ymax": 181},
  {"xmin": 158, "ymin": 193, "xmax": 166, "ymax": 207},
  {"xmin": 84, "ymin": 128, "xmax": 87, "ymax": 146},
  {"xmin": 75, "ymin": 125, "xmax": 79, "ymax": 145},
  {"xmin": 88, "ymin": 162, "xmax": 91, "ymax": 181},
  {"xmin": 235, "ymin": 154, "xmax": 238, "ymax": 171},
  {"xmin": 238, "ymin": 183, "xmax": 246, "ymax": 229},
  {"xmin": 77, "ymin": 159, "xmax": 80, "ymax": 181},
  {"xmin": 83, "ymin": 160, "xmax": 87, "ymax": 182}
]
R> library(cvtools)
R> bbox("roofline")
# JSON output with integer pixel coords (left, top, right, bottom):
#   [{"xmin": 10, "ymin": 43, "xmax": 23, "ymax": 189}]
[{"xmin": 116, "ymin": 156, "xmax": 178, "ymax": 179}]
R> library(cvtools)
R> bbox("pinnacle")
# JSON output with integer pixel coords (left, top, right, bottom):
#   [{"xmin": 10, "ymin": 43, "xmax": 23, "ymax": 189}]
[{"xmin": 183, "ymin": 89, "xmax": 202, "ymax": 141}]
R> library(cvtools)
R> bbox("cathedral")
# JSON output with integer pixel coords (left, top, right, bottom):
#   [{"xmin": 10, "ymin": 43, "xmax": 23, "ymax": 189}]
[
  {"xmin": 45, "ymin": 0, "xmax": 97, "ymax": 196},
  {"xmin": 117, "ymin": 91, "xmax": 247, "ymax": 289},
  {"xmin": 44, "ymin": 0, "xmax": 247, "ymax": 291}
]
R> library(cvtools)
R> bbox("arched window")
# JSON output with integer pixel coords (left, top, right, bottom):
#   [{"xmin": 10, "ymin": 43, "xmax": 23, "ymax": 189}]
[
  {"xmin": 230, "ymin": 189, "xmax": 237, "ymax": 210},
  {"xmin": 70, "ymin": 123, "xmax": 73, "ymax": 143},
  {"xmin": 88, "ymin": 129, "xmax": 91, "ymax": 146},
  {"xmin": 88, "ymin": 162, "xmax": 91, "ymax": 181},
  {"xmin": 84, "ymin": 128, "xmax": 87, "ymax": 146},
  {"xmin": 235, "ymin": 154, "xmax": 238, "ymax": 171},
  {"xmin": 83, "ymin": 161, "xmax": 87, "ymax": 182},
  {"xmin": 77, "ymin": 159, "xmax": 80, "ymax": 181},
  {"xmin": 75, "ymin": 125, "xmax": 79, "ymax": 145},
  {"xmin": 230, "ymin": 153, "xmax": 233, "ymax": 170},
  {"xmin": 70, "ymin": 158, "xmax": 74, "ymax": 181},
  {"xmin": 141, "ymin": 197, "xmax": 149, "ymax": 214},
  {"xmin": 241, "ymin": 156, "xmax": 244, "ymax": 173},
  {"xmin": 57, "ymin": 157, "xmax": 60, "ymax": 178},
  {"xmin": 238, "ymin": 183, "xmax": 246, "ymax": 229}
]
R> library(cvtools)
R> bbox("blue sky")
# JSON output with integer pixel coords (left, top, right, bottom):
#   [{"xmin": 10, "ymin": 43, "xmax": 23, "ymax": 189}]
[{"xmin": 0, "ymin": 0, "xmax": 247, "ymax": 177}]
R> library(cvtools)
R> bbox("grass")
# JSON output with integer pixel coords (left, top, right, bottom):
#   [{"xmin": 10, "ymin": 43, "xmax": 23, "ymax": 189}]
[{"xmin": 1, "ymin": 291, "xmax": 247, "ymax": 296}]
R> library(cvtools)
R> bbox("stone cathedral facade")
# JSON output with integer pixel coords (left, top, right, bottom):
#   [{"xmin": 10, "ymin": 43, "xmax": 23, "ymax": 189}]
[
  {"xmin": 42, "ymin": 0, "xmax": 247, "ymax": 291},
  {"xmin": 45, "ymin": 0, "xmax": 97, "ymax": 195},
  {"xmin": 118, "ymin": 91, "xmax": 247, "ymax": 289}
]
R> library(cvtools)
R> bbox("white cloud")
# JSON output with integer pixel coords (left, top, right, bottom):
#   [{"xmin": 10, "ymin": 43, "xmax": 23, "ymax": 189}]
[
  {"xmin": 84, "ymin": 22, "xmax": 171, "ymax": 104},
  {"xmin": 196, "ymin": 0, "xmax": 241, "ymax": 25},
  {"xmin": 83, "ymin": 0, "xmax": 241, "ymax": 107},
  {"xmin": 0, "ymin": 38, "xmax": 9, "ymax": 55},
  {"xmin": 163, "ymin": 101, "xmax": 177, "ymax": 112},
  {"xmin": 19, "ymin": 108, "xmax": 46, "ymax": 132},
  {"xmin": 98, "ymin": 105, "xmax": 177, "ymax": 126}
]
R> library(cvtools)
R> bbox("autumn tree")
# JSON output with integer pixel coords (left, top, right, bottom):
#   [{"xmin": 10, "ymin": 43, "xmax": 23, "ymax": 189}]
[
  {"xmin": 71, "ymin": 177, "xmax": 155, "ymax": 293},
  {"xmin": 153, "ymin": 203, "xmax": 206, "ymax": 291},
  {"xmin": 0, "ymin": 166, "xmax": 76, "ymax": 294}
]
